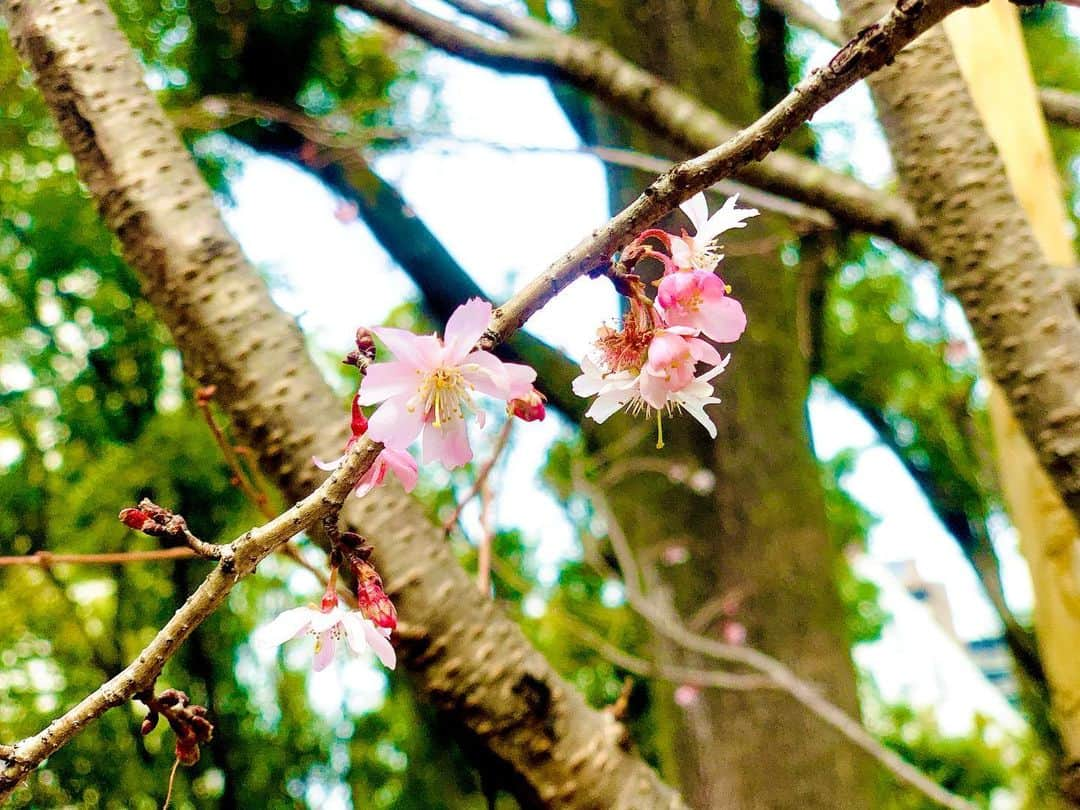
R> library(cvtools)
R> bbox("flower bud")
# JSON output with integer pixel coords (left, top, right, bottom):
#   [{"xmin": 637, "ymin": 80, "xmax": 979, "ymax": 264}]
[
  {"xmin": 140, "ymin": 712, "xmax": 159, "ymax": 735},
  {"xmin": 507, "ymin": 387, "xmax": 546, "ymax": 423},
  {"xmin": 119, "ymin": 508, "xmax": 151, "ymax": 532},
  {"xmin": 355, "ymin": 560, "xmax": 397, "ymax": 631}
]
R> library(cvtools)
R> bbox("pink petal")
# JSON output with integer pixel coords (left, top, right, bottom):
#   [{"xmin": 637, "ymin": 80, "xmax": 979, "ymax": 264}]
[
  {"xmin": 504, "ymin": 363, "xmax": 538, "ymax": 399},
  {"xmin": 312, "ymin": 631, "xmax": 336, "ymax": 671},
  {"xmin": 253, "ymin": 606, "xmax": 316, "ymax": 648},
  {"xmin": 363, "ymin": 621, "xmax": 397, "ymax": 670},
  {"xmin": 443, "ymin": 298, "xmax": 493, "ymax": 365},
  {"xmin": 422, "ymin": 420, "xmax": 473, "ymax": 469},
  {"xmin": 687, "ymin": 337, "xmax": 725, "ymax": 367},
  {"xmin": 584, "ymin": 391, "xmax": 630, "ymax": 423},
  {"xmin": 699, "ymin": 295, "xmax": 747, "ymax": 344},
  {"xmin": 383, "ymin": 448, "xmax": 419, "ymax": 492},
  {"xmin": 638, "ymin": 371, "xmax": 670, "ymax": 410},
  {"xmin": 357, "ymin": 361, "xmax": 420, "ymax": 405},
  {"xmin": 372, "ymin": 327, "xmax": 443, "ymax": 369},
  {"xmin": 461, "ymin": 350, "xmax": 512, "ymax": 398},
  {"xmin": 366, "ymin": 397, "xmax": 425, "ymax": 451}
]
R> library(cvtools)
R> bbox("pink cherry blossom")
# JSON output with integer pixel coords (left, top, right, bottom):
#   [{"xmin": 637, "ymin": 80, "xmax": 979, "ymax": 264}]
[
  {"xmin": 639, "ymin": 328, "xmax": 725, "ymax": 409},
  {"xmin": 313, "ymin": 393, "xmax": 418, "ymax": 497},
  {"xmin": 357, "ymin": 298, "xmax": 536, "ymax": 469},
  {"xmin": 253, "ymin": 593, "xmax": 396, "ymax": 671},
  {"xmin": 657, "ymin": 270, "xmax": 747, "ymax": 344}
]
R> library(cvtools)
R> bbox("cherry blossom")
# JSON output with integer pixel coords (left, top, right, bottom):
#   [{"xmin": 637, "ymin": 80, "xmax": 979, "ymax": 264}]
[
  {"xmin": 254, "ymin": 592, "xmax": 396, "ymax": 671},
  {"xmin": 670, "ymin": 192, "xmax": 758, "ymax": 272},
  {"xmin": 358, "ymin": 298, "xmax": 536, "ymax": 469},
  {"xmin": 313, "ymin": 394, "xmax": 418, "ymax": 497},
  {"xmin": 656, "ymin": 270, "xmax": 746, "ymax": 344}
]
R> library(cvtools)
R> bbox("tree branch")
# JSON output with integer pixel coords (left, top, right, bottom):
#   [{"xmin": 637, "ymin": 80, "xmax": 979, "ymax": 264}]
[
  {"xmin": 757, "ymin": 0, "xmax": 1080, "ymax": 137},
  {"xmin": 1042, "ymin": 87, "xmax": 1080, "ymax": 129},
  {"xmin": 332, "ymin": 0, "xmax": 928, "ymax": 255}
]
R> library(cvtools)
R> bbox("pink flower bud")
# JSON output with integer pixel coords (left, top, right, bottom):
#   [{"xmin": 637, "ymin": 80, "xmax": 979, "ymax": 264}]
[
  {"xmin": 507, "ymin": 387, "xmax": 546, "ymax": 422},
  {"xmin": 355, "ymin": 560, "xmax": 397, "ymax": 631}
]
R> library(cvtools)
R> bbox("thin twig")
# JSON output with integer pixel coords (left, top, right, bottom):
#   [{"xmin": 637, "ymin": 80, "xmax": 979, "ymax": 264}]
[
  {"xmin": 0, "ymin": 548, "xmax": 199, "ymax": 566},
  {"xmin": 176, "ymin": 95, "xmax": 836, "ymax": 231},
  {"xmin": 196, "ymin": 387, "xmax": 275, "ymax": 519},
  {"xmin": 443, "ymin": 418, "xmax": 514, "ymax": 535}
]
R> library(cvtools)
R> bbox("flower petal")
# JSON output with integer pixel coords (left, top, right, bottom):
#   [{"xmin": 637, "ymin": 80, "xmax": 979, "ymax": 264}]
[
  {"xmin": 699, "ymin": 194, "xmax": 758, "ymax": 244},
  {"xmin": 461, "ymin": 349, "xmax": 512, "ymax": 398},
  {"xmin": 422, "ymin": 420, "xmax": 473, "ymax": 469},
  {"xmin": 680, "ymin": 192, "xmax": 709, "ymax": 235},
  {"xmin": 584, "ymin": 389, "xmax": 632, "ymax": 423},
  {"xmin": 383, "ymin": 448, "xmax": 419, "ymax": 493},
  {"xmin": 312, "ymin": 631, "xmax": 336, "ymax": 671},
  {"xmin": 253, "ymin": 606, "xmax": 316, "ymax": 648},
  {"xmin": 638, "ymin": 370, "xmax": 670, "ymax": 410},
  {"xmin": 687, "ymin": 337, "xmax": 725, "ymax": 367},
  {"xmin": 309, "ymin": 607, "xmax": 345, "ymax": 634},
  {"xmin": 363, "ymin": 621, "xmax": 397, "ymax": 670},
  {"xmin": 443, "ymin": 298, "xmax": 492, "ymax": 364},
  {"xmin": 313, "ymin": 453, "xmax": 346, "ymax": 472},
  {"xmin": 372, "ymin": 327, "xmax": 443, "ymax": 370},
  {"xmin": 699, "ymin": 295, "xmax": 747, "ymax": 344},
  {"xmin": 357, "ymin": 361, "xmax": 421, "ymax": 405},
  {"xmin": 366, "ymin": 398, "xmax": 425, "ymax": 451}
]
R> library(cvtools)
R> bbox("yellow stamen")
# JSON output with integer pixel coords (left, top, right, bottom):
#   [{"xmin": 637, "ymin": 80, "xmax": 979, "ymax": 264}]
[{"xmin": 655, "ymin": 411, "xmax": 665, "ymax": 450}]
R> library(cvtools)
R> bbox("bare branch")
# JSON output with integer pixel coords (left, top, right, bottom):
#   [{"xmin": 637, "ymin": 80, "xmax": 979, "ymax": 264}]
[
  {"xmin": 1042, "ymin": 87, "xmax": 1080, "ymax": 129},
  {"xmin": 760, "ymin": 0, "xmax": 845, "ymax": 41},
  {"xmin": 334, "ymin": 0, "xmax": 927, "ymax": 255},
  {"xmin": 0, "ymin": 548, "xmax": 199, "ymax": 566}
]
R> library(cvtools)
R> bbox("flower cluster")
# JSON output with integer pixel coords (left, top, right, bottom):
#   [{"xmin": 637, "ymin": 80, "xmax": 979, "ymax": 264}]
[{"xmin": 573, "ymin": 192, "xmax": 755, "ymax": 445}]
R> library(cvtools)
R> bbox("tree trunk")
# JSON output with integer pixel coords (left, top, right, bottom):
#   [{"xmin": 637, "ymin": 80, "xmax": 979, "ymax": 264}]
[
  {"xmin": 1, "ymin": 2, "xmax": 690, "ymax": 806},
  {"xmin": 942, "ymin": 3, "xmax": 1080, "ymax": 798},
  {"xmin": 835, "ymin": 0, "xmax": 1080, "ymax": 800},
  {"xmin": 571, "ymin": 3, "xmax": 875, "ymax": 807}
]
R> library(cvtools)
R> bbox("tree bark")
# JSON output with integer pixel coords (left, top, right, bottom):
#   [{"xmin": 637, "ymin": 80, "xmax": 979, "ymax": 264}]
[
  {"xmin": 1, "ymin": 2, "xmax": 690, "ymax": 806},
  {"xmin": 942, "ymin": 2, "xmax": 1080, "ymax": 797},
  {"xmin": 835, "ymin": 0, "xmax": 1080, "ymax": 799},
  {"xmin": 568, "ymin": 3, "xmax": 876, "ymax": 807}
]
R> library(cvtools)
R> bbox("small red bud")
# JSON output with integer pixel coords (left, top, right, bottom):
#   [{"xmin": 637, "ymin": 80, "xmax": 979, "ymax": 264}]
[
  {"xmin": 119, "ymin": 508, "xmax": 151, "ymax": 532},
  {"xmin": 507, "ymin": 388, "xmax": 546, "ymax": 422},
  {"xmin": 354, "ymin": 327, "xmax": 376, "ymax": 357},
  {"xmin": 141, "ymin": 713, "xmax": 159, "ymax": 735},
  {"xmin": 355, "ymin": 560, "xmax": 397, "ymax": 631},
  {"xmin": 350, "ymin": 395, "xmax": 369, "ymax": 439}
]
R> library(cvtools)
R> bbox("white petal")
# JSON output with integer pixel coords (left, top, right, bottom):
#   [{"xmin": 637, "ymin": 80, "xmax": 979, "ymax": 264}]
[
  {"xmin": 312, "ymin": 453, "xmax": 346, "ymax": 472},
  {"xmin": 253, "ymin": 607, "xmax": 316, "ymax": 648},
  {"xmin": 679, "ymin": 192, "xmax": 710, "ymax": 235}
]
